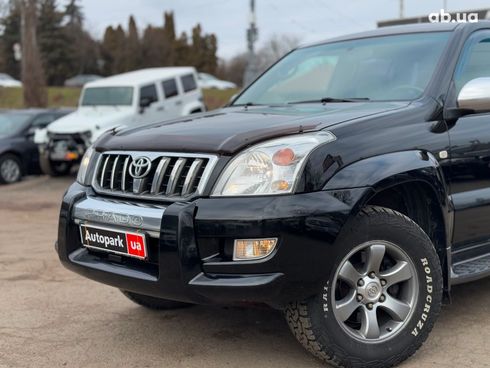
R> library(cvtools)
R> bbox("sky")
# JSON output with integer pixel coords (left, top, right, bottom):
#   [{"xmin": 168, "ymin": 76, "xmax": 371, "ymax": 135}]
[{"xmin": 80, "ymin": 0, "xmax": 490, "ymax": 59}]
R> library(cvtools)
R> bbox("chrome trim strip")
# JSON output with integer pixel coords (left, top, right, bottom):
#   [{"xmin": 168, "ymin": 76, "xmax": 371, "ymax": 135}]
[
  {"xmin": 166, "ymin": 158, "xmax": 186, "ymax": 195},
  {"xmin": 110, "ymin": 156, "xmax": 120, "ymax": 190},
  {"xmin": 150, "ymin": 157, "xmax": 170, "ymax": 194},
  {"xmin": 181, "ymin": 158, "xmax": 203, "ymax": 196},
  {"xmin": 72, "ymin": 196, "xmax": 165, "ymax": 237},
  {"xmin": 100, "ymin": 155, "xmax": 110, "ymax": 187},
  {"xmin": 121, "ymin": 156, "xmax": 130, "ymax": 192}
]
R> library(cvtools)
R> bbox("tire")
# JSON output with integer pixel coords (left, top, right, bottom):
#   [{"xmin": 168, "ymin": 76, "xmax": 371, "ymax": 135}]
[
  {"xmin": 0, "ymin": 153, "xmax": 22, "ymax": 184},
  {"xmin": 285, "ymin": 206, "xmax": 443, "ymax": 368},
  {"xmin": 121, "ymin": 290, "xmax": 193, "ymax": 310},
  {"xmin": 39, "ymin": 152, "xmax": 72, "ymax": 177}
]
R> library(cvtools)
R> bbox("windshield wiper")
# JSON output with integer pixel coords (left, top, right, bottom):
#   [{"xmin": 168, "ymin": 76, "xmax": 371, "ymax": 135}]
[{"xmin": 288, "ymin": 97, "xmax": 370, "ymax": 104}]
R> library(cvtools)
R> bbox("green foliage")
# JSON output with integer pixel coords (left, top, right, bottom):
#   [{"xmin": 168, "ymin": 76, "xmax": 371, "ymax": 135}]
[
  {"xmin": 103, "ymin": 12, "xmax": 219, "ymax": 75},
  {"xmin": 0, "ymin": 2, "xmax": 21, "ymax": 79},
  {"xmin": 0, "ymin": 6, "xmax": 219, "ymax": 86},
  {"xmin": 38, "ymin": 0, "xmax": 73, "ymax": 85}
]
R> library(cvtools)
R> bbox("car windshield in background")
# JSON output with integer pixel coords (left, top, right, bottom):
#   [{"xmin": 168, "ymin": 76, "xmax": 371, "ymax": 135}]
[
  {"xmin": 233, "ymin": 32, "xmax": 451, "ymax": 105},
  {"xmin": 81, "ymin": 87, "xmax": 134, "ymax": 106},
  {"xmin": 0, "ymin": 113, "xmax": 32, "ymax": 136}
]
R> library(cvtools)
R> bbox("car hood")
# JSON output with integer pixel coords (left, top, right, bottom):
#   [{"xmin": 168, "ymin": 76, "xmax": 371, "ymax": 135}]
[
  {"xmin": 47, "ymin": 107, "xmax": 134, "ymax": 134},
  {"xmin": 97, "ymin": 102, "xmax": 409, "ymax": 155}
]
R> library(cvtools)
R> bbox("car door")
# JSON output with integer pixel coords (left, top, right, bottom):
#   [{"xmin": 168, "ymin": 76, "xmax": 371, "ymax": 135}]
[
  {"xmin": 447, "ymin": 30, "xmax": 490, "ymax": 248},
  {"xmin": 161, "ymin": 78, "xmax": 183, "ymax": 119},
  {"xmin": 179, "ymin": 73, "xmax": 199, "ymax": 114},
  {"xmin": 138, "ymin": 83, "xmax": 162, "ymax": 124}
]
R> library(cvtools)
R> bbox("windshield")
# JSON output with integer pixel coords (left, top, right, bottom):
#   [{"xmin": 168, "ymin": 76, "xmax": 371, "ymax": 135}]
[
  {"xmin": 233, "ymin": 32, "xmax": 451, "ymax": 105},
  {"xmin": 0, "ymin": 113, "xmax": 32, "ymax": 136},
  {"xmin": 81, "ymin": 87, "xmax": 134, "ymax": 106}
]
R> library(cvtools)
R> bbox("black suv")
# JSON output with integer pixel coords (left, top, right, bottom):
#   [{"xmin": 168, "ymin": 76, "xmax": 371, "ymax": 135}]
[{"xmin": 57, "ymin": 22, "xmax": 490, "ymax": 367}]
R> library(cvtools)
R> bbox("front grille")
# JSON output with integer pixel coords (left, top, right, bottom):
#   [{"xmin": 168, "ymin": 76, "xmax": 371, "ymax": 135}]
[{"xmin": 92, "ymin": 151, "xmax": 218, "ymax": 202}]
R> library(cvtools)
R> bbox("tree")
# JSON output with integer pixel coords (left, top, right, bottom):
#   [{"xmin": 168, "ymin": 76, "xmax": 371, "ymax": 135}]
[
  {"xmin": 101, "ymin": 25, "xmax": 125, "ymax": 75},
  {"xmin": 0, "ymin": 1, "xmax": 21, "ymax": 79},
  {"xmin": 38, "ymin": 0, "xmax": 72, "ymax": 85},
  {"xmin": 19, "ymin": 0, "xmax": 47, "ymax": 107},
  {"xmin": 256, "ymin": 34, "xmax": 300, "ymax": 71},
  {"xmin": 125, "ymin": 15, "xmax": 140, "ymax": 71},
  {"xmin": 63, "ymin": 0, "xmax": 98, "ymax": 76}
]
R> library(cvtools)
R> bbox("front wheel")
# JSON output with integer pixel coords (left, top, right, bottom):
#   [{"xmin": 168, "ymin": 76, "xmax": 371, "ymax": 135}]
[
  {"xmin": 286, "ymin": 206, "xmax": 443, "ymax": 368},
  {"xmin": 0, "ymin": 154, "xmax": 22, "ymax": 184},
  {"xmin": 39, "ymin": 152, "xmax": 72, "ymax": 177}
]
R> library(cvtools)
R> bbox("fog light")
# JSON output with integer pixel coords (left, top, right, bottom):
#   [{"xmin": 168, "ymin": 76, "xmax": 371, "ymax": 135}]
[{"xmin": 233, "ymin": 238, "xmax": 278, "ymax": 261}]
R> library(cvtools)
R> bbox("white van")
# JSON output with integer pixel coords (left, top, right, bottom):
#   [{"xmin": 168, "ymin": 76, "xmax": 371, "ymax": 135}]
[{"xmin": 35, "ymin": 67, "xmax": 205, "ymax": 176}]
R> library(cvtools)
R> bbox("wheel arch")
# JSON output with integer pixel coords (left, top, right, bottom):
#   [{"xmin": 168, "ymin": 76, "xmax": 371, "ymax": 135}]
[
  {"xmin": 324, "ymin": 150, "xmax": 452, "ymax": 295},
  {"xmin": 0, "ymin": 149, "xmax": 25, "ymax": 171}
]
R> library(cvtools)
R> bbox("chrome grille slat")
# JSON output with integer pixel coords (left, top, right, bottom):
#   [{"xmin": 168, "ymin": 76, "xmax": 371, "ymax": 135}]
[
  {"xmin": 150, "ymin": 157, "xmax": 170, "ymax": 194},
  {"xmin": 110, "ymin": 156, "xmax": 120, "ymax": 190},
  {"xmin": 166, "ymin": 158, "xmax": 187, "ymax": 196},
  {"xmin": 92, "ymin": 151, "xmax": 218, "ymax": 202},
  {"xmin": 100, "ymin": 156, "xmax": 111, "ymax": 187},
  {"xmin": 181, "ymin": 159, "xmax": 203, "ymax": 196},
  {"xmin": 121, "ymin": 156, "xmax": 130, "ymax": 192}
]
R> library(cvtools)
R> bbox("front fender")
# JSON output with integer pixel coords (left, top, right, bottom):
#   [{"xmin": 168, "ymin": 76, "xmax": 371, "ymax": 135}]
[
  {"xmin": 323, "ymin": 151, "xmax": 450, "ymax": 222},
  {"xmin": 324, "ymin": 150, "xmax": 446, "ymax": 197},
  {"xmin": 182, "ymin": 101, "xmax": 205, "ymax": 115}
]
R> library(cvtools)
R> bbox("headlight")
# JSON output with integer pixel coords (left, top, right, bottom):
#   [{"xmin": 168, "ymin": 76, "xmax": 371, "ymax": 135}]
[
  {"xmin": 212, "ymin": 131, "xmax": 336, "ymax": 196},
  {"xmin": 76, "ymin": 146, "xmax": 99, "ymax": 185}
]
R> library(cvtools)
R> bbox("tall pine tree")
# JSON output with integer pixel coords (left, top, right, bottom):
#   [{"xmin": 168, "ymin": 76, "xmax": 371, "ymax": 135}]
[{"xmin": 38, "ymin": 0, "xmax": 72, "ymax": 85}]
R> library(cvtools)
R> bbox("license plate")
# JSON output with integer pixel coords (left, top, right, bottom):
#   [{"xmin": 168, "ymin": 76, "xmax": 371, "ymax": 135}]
[{"xmin": 79, "ymin": 224, "xmax": 147, "ymax": 260}]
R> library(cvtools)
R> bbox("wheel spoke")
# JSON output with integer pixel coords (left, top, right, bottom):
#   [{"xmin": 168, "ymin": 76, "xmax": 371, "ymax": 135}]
[
  {"xmin": 365, "ymin": 244, "xmax": 386, "ymax": 274},
  {"xmin": 380, "ymin": 261, "xmax": 412, "ymax": 287},
  {"xmin": 338, "ymin": 260, "xmax": 362, "ymax": 287},
  {"xmin": 380, "ymin": 295, "xmax": 411, "ymax": 321},
  {"xmin": 359, "ymin": 306, "xmax": 380, "ymax": 339},
  {"xmin": 335, "ymin": 290, "xmax": 360, "ymax": 322}
]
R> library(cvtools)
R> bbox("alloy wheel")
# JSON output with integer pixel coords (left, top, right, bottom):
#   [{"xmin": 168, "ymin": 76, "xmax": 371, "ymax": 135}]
[
  {"xmin": 0, "ymin": 158, "xmax": 21, "ymax": 183},
  {"xmin": 332, "ymin": 240, "xmax": 418, "ymax": 342}
]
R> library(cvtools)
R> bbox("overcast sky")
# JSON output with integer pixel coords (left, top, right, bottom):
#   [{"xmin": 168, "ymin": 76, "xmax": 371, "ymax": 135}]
[{"xmin": 80, "ymin": 0, "xmax": 490, "ymax": 59}]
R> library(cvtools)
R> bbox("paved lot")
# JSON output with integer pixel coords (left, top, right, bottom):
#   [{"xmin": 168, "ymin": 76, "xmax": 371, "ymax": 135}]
[{"xmin": 0, "ymin": 176, "xmax": 489, "ymax": 368}]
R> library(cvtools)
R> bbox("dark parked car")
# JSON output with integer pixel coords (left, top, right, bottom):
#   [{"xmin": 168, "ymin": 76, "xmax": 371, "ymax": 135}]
[
  {"xmin": 57, "ymin": 22, "xmax": 490, "ymax": 368},
  {"xmin": 0, "ymin": 109, "xmax": 72, "ymax": 184}
]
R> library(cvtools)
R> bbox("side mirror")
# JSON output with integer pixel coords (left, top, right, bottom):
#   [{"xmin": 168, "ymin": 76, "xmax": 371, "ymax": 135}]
[
  {"xmin": 458, "ymin": 77, "xmax": 490, "ymax": 112},
  {"xmin": 26, "ymin": 127, "xmax": 37, "ymax": 139},
  {"xmin": 139, "ymin": 97, "xmax": 153, "ymax": 110}
]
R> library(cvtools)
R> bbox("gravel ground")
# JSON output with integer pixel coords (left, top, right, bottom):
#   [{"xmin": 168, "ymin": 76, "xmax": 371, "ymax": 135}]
[{"xmin": 0, "ymin": 176, "xmax": 489, "ymax": 368}]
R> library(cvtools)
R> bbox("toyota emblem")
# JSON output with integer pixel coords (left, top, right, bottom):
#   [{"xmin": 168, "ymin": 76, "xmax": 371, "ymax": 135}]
[{"xmin": 129, "ymin": 156, "xmax": 152, "ymax": 179}]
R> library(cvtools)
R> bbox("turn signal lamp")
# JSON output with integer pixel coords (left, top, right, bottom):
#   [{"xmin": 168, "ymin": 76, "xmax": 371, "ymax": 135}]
[{"xmin": 233, "ymin": 238, "xmax": 278, "ymax": 261}]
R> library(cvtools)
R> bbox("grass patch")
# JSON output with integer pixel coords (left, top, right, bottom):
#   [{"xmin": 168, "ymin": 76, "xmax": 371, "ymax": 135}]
[{"xmin": 0, "ymin": 87, "xmax": 238, "ymax": 111}]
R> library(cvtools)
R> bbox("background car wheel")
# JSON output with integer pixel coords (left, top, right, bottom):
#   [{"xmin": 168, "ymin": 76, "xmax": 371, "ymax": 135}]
[
  {"xmin": 0, "ymin": 154, "xmax": 22, "ymax": 184},
  {"xmin": 285, "ymin": 206, "xmax": 443, "ymax": 368},
  {"xmin": 120, "ymin": 290, "xmax": 193, "ymax": 310},
  {"xmin": 39, "ymin": 153, "xmax": 72, "ymax": 177}
]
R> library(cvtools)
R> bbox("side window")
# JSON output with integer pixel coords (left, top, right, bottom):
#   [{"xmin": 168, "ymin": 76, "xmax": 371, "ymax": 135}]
[
  {"xmin": 31, "ymin": 114, "xmax": 55, "ymax": 128},
  {"xmin": 162, "ymin": 78, "xmax": 179, "ymax": 98},
  {"xmin": 454, "ymin": 32, "xmax": 490, "ymax": 94},
  {"xmin": 181, "ymin": 74, "xmax": 197, "ymax": 93},
  {"xmin": 139, "ymin": 84, "xmax": 158, "ymax": 104}
]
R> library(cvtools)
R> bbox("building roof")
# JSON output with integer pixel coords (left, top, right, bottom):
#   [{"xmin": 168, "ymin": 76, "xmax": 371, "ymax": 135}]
[{"xmin": 85, "ymin": 67, "xmax": 196, "ymax": 88}]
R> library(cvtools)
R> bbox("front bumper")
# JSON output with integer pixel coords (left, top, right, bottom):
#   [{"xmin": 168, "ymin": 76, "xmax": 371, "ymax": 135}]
[{"xmin": 57, "ymin": 183, "xmax": 370, "ymax": 309}]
